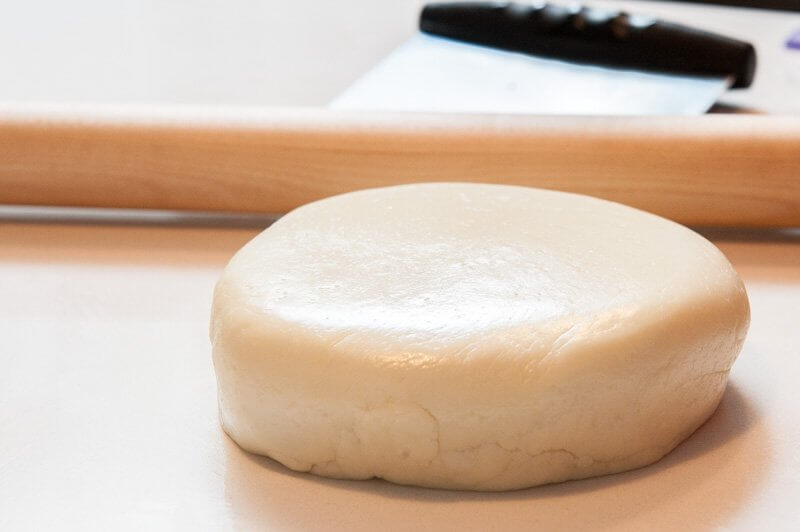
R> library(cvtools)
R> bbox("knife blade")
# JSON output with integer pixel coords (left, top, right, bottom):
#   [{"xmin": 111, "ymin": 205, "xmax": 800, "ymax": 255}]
[{"xmin": 331, "ymin": 2, "xmax": 756, "ymax": 115}]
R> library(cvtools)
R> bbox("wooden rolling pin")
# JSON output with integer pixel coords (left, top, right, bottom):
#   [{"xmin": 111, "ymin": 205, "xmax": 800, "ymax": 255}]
[{"xmin": 0, "ymin": 105, "xmax": 798, "ymax": 226}]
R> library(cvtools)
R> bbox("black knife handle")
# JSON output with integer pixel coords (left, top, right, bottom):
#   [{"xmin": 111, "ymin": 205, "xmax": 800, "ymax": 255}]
[{"xmin": 420, "ymin": 2, "xmax": 756, "ymax": 88}]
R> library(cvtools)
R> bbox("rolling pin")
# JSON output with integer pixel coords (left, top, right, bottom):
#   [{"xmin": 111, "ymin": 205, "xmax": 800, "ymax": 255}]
[{"xmin": 0, "ymin": 105, "xmax": 798, "ymax": 227}]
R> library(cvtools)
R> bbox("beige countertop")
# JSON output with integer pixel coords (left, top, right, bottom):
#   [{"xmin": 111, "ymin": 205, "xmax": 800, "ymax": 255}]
[
  {"xmin": 1, "ymin": 220, "xmax": 798, "ymax": 531},
  {"xmin": 0, "ymin": 0, "xmax": 798, "ymax": 111},
  {"xmin": 2, "ymin": 1, "xmax": 799, "ymax": 529}
]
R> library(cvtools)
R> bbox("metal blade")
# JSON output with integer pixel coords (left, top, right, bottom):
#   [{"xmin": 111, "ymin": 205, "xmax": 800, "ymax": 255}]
[{"xmin": 331, "ymin": 34, "xmax": 731, "ymax": 115}]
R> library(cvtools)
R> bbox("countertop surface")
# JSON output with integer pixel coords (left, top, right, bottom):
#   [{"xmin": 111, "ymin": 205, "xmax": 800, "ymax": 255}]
[
  {"xmin": 1, "ymin": 0, "xmax": 799, "ymax": 112},
  {"xmin": 1, "ymin": 220, "xmax": 798, "ymax": 531},
  {"xmin": 2, "ymin": 1, "xmax": 799, "ymax": 529}
]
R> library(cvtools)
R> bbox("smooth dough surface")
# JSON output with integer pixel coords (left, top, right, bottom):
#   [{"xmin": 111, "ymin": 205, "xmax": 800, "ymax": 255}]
[{"xmin": 211, "ymin": 183, "xmax": 749, "ymax": 491}]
